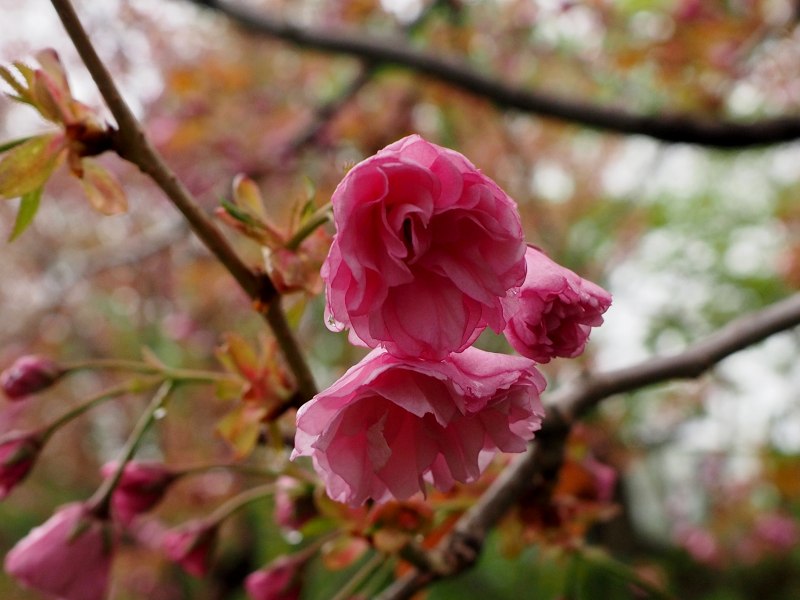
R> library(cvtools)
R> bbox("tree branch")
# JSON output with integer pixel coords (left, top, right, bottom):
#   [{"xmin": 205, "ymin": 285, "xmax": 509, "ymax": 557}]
[
  {"xmin": 378, "ymin": 292, "xmax": 800, "ymax": 599},
  {"xmin": 184, "ymin": 0, "xmax": 800, "ymax": 148},
  {"xmin": 49, "ymin": 0, "xmax": 317, "ymax": 400}
]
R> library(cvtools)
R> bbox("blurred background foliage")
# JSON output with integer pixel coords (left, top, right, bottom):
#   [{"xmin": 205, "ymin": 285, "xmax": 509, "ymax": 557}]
[{"xmin": 1, "ymin": 0, "xmax": 800, "ymax": 598}]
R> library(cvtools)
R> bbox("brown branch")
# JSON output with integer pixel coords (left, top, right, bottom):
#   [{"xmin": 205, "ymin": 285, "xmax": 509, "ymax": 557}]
[
  {"xmin": 184, "ymin": 0, "xmax": 800, "ymax": 148},
  {"xmin": 49, "ymin": 0, "xmax": 317, "ymax": 400},
  {"xmin": 378, "ymin": 292, "xmax": 800, "ymax": 600}
]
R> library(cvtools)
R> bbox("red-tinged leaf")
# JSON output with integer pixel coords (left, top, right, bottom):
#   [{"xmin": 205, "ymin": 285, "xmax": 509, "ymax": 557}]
[
  {"xmin": 8, "ymin": 187, "xmax": 42, "ymax": 242},
  {"xmin": 34, "ymin": 49, "xmax": 70, "ymax": 98},
  {"xmin": 216, "ymin": 403, "xmax": 267, "ymax": 458},
  {"xmin": 79, "ymin": 158, "xmax": 128, "ymax": 215},
  {"xmin": 321, "ymin": 535, "xmax": 370, "ymax": 571},
  {"xmin": 0, "ymin": 133, "xmax": 65, "ymax": 199},
  {"xmin": 31, "ymin": 70, "xmax": 72, "ymax": 124},
  {"xmin": 232, "ymin": 174, "xmax": 268, "ymax": 220},
  {"xmin": 216, "ymin": 332, "xmax": 260, "ymax": 379}
]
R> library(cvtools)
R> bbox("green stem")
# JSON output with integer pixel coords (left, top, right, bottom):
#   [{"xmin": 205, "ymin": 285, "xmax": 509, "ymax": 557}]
[
  {"xmin": 63, "ymin": 358, "xmax": 237, "ymax": 385},
  {"xmin": 284, "ymin": 202, "xmax": 332, "ymax": 251},
  {"xmin": 207, "ymin": 483, "xmax": 276, "ymax": 526},
  {"xmin": 330, "ymin": 551, "xmax": 385, "ymax": 600},
  {"xmin": 87, "ymin": 381, "xmax": 175, "ymax": 518},
  {"xmin": 579, "ymin": 548, "xmax": 675, "ymax": 600},
  {"xmin": 42, "ymin": 378, "xmax": 157, "ymax": 440}
]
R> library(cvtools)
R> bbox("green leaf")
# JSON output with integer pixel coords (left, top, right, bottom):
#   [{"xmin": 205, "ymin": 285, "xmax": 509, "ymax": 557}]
[
  {"xmin": 8, "ymin": 187, "xmax": 42, "ymax": 242},
  {"xmin": 0, "ymin": 136, "xmax": 33, "ymax": 155},
  {"xmin": 0, "ymin": 134, "xmax": 64, "ymax": 199}
]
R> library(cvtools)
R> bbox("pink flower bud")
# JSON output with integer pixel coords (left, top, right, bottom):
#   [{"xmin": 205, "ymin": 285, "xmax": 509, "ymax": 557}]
[
  {"xmin": 0, "ymin": 431, "xmax": 43, "ymax": 499},
  {"xmin": 4, "ymin": 502, "xmax": 114, "ymax": 600},
  {"xmin": 100, "ymin": 461, "xmax": 176, "ymax": 525},
  {"xmin": 162, "ymin": 519, "xmax": 217, "ymax": 577},
  {"xmin": 245, "ymin": 554, "xmax": 306, "ymax": 600},
  {"xmin": 503, "ymin": 246, "xmax": 612, "ymax": 363},
  {"xmin": 273, "ymin": 476, "xmax": 317, "ymax": 531},
  {"xmin": 1, "ymin": 355, "xmax": 63, "ymax": 400}
]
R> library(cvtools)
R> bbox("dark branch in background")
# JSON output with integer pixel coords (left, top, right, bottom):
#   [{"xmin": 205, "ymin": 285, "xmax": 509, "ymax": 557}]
[
  {"xmin": 49, "ymin": 0, "xmax": 318, "ymax": 401},
  {"xmin": 378, "ymin": 292, "xmax": 800, "ymax": 599},
  {"xmin": 184, "ymin": 0, "xmax": 800, "ymax": 149}
]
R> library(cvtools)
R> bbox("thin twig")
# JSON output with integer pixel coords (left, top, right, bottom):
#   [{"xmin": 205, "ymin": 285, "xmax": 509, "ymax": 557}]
[
  {"xmin": 48, "ymin": 0, "xmax": 317, "ymax": 400},
  {"xmin": 185, "ymin": 0, "xmax": 800, "ymax": 148}
]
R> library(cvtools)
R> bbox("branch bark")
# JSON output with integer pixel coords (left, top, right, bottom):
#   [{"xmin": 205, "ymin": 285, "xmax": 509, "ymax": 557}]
[
  {"xmin": 378, "ymin": 292, "xmax": 800, "ymax": 599},
  {"xmin": 49, "ymin": 0, "xmax": 317, "ymax": 400},
  {"xmin": 184, "ymin": 0, "xmax": 800, "ymax": 148}
]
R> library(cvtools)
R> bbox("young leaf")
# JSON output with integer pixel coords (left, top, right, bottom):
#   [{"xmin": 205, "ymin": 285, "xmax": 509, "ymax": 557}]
[
  {"xmin": 8, "ymin": 187, "xmax": 42, "ymax": 242},
  {"xmin": 79, "ymin": 158, "xmax": 128, "ymax": 215},
  {"xmin": 0, "ymin": 134, "xmax": 64, "ymax": 199},
  {"xmin": 0, "ymin": 137, "xmax": 33, "ymax": 155}
]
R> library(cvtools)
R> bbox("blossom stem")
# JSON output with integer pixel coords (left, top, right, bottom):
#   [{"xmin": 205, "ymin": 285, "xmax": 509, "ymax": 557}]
[
  {"xmin": 284, "ymin": 202, "xmax": 332, "ymax": 251},
  {"xmin": 87, "ymin": 381, "xmax": 175, "ymax": 518},
  {"xmin": 63, "ymin": 358, "xmax": 237, "ymax": 385},
  {"xmin": 42, "ymin": 378, "xmax": 159, "ymax": 441},
  {"xmin": 330, "ymin": 551, "xmax": 386, "ymax": 600},
  {"xmin": 206, "ymin": 483, "xmax": 276, "ymax": 525}
]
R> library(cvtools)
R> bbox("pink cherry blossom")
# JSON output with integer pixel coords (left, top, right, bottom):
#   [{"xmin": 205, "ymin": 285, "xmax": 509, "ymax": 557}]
[
  {"xmin": 101, "ymin": 460, "xmax": 176, "ymax": 525},
  {"xmin": 0, "ymin": 431, "xmax": 43, "ymax": 500},
  {"xmin": 293, "ymin": 347, "xmax": 545, "ymax": 506},
  {"xmin": 4, "ymin": 502, "xmax": 113, "ymax": 600},
  {"xmin": 1, "ymin": 355, "xmax": 62, "ymax": 400},
  {"xmin": 162, "ymin": 519, "xmax": 217, "ymax": 577},
  {"xmin": 245, "ymin": 554, "xmax": 305, "ymax": 600},
  {"xmin": 503, "ymin": 246, "xmax": 611, "ymax": 363},
  {"xmin": 322, "ymin": 134, "xmax": 527, "ymax": 360}
]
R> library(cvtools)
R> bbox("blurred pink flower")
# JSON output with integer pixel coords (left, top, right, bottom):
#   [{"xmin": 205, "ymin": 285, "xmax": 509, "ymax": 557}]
[
  {"xmin": 101, "ymin": 461, "xmax": 177, "ymax": 525},
  {"xmin": 753, "ymin": 513, "xmax": 799, "ymax": 551},
  {"xmin": 4, "ymin": 502, "xmax": 113, "ymax": 600},
  {"xmin": 503, "ymin": 246, "xmax": 611, "ymax": 363},
  {"xmin": 162, "ymin": 519, "xmax": 217, "ymax": 577},
  {"xmin": 322, "ymin": 134, "xmax": 527, "ymax": 360},
  {"xmin": 1, "ymin": 355, "xmax": 62, "ymax": 400},
  {"xmin": 675, "ymin": 524, "xmax": 721, "ymax": 565},
  {"xmin": 245, "ymin": 554, "xmax": 306, "ymax": 600},
  {"xmin": 293, "ymin": 347, "xmax": 545, "ymax": 506},
  {"xmin": 0, "ymin": 431, "xmax": 43, "ymax": 500}
]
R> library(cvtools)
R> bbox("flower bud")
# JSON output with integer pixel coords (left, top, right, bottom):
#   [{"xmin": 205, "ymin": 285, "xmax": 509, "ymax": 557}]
[
  {"xmin": 100, "ymin": 461, "xmax": 176, "ymax": 525},
  {"xmin": 0, "ymin": 431, "xmax": 43, "ymax": 499},
  {"xmin": 245, "ymin": 554, "xmax": 307, "ymax": 600},
  {"xmin": 162, "ymin": 519, "xmax": 217, "ymax": 577},
  {"xmin": 4, "ymin": 502, "xmax": 114, "ymax": 600},
  {"xmin": 1, "ymin": 355, "xmax": 63, "ymax": 400},
  {"xmin": 273, "ymin": 476, "xmax": 317, "ymax": 531}
]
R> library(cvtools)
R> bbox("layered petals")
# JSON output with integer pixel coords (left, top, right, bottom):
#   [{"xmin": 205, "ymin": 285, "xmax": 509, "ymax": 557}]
[
  {"xmin": 293, "ymin": 347, "xmax": 545, "ymax": 506},
  {"xmin": 503, "ymin": 246, "xmax": 612, "ymax": 363},
  {"xmin": 323, "ymin": 135, "xmax": 527, "ymax": 359}
]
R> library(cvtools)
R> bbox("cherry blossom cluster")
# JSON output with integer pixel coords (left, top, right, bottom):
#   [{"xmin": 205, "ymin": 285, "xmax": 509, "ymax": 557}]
[{"xmin": 292, "ymin": 135, "xmax": 611, "ymax": 506}]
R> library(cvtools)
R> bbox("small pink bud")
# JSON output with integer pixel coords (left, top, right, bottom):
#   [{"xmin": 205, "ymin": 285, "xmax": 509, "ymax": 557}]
[
  {"xmin": 0, "ymin": 431, "xmax": 43, "ymax": 500},
  {"xmin": 1, "ymin": 355, "xmax": 63, "ymax": 400},
  {"xmin": 100, "ymin": 461, "xmax": 176, "ymax": 525},
  {"xmin": 273, "ymin": 476, "xmax": 317, "ymax": 531},
  {"xmin": 4, "ymin": 502, "xmax": 114, "ymax": 600},
  {"xmin": 245, "ymin": 554, "xmax": 307, "ymax": 600},
  {"xmin": 162, "ymin": 519, "xmax": 217, "ymax": 577}
]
